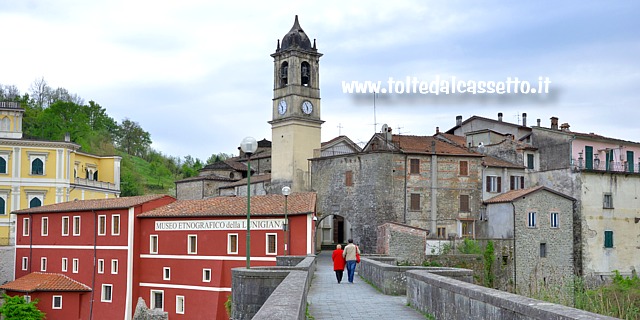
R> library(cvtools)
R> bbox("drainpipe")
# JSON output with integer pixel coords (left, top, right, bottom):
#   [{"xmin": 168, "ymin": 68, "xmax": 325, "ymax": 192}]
[
  {"xmin": 89, "ymin": 210, "xmax": 97, "ymax": 320},
  {"xmin": 403, "ymin": 154, "xmax": 408, "ymax": 224},
  {"xmin": 29, "ymin": 213, "xmax": 33, "ymax": 273},
  {"xmin": 511, "ymin": 202, "xmax": 517, "ymax": 293},
  {"xmin": 430, "ymin": 142, "xmax": 437, "ymax": 235}
]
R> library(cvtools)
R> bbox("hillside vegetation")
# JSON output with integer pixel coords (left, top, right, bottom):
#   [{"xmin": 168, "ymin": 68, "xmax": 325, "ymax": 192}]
[{"xmin": 1, "ymin": 79, "xmax": 230, "ymax": 196}]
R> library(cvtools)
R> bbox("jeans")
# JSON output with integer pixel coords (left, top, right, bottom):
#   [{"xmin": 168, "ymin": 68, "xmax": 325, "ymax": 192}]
[{"xmin": 346, "ymin": 260, "xmax": 357, "ymax": 283}]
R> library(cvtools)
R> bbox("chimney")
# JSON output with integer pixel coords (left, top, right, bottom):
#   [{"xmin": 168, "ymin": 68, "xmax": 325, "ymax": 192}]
[
  {"xmin": 436, "ymin": 127, "xmax": 440, "ymax": 134},
  {"xmin": 560, "ymin": 123, "xmax": 570, "ymax": 132},
  {"xmin": 550, "ymin": 117, "xmax": 559, "ymax": 130},
  {"xmin": 64, "ymin": 132, "xmax": 70, "ymax": 142},
  {"xmin": 522, "ymin": 113, "xmax": 527, "ymax": 127},
  {"xmin": 537, "ymin": 118, "xmax": 541, "ymax": 126},
  {"xmin": 498, "ymin": 112, "xmax": 503, "ymax": 122},
  {"xmin": 456, "ymin": 115, "xmax": 462, "ymax": 126}
]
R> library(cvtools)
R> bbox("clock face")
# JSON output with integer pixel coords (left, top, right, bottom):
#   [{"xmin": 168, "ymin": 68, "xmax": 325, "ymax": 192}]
[
  {"xmin": 278, "ymin": 100, "xmax": 287, "ymax": 115},
  {"xmin": 302, "ymin": 101, "xmax": 313, "ymax": 114}
]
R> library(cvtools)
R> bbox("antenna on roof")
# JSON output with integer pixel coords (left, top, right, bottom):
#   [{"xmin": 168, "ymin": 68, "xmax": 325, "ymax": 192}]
[
  {"xmin": 513, "ymin": 112, "xmax": 520, "ymax": 125},
  {"xmin": 372, "ymin": 93, "xmax": 379, "ymax": 133},
  {"xmin": 337, "ymin": 123, "xmax": 343, "ymax": 136}
]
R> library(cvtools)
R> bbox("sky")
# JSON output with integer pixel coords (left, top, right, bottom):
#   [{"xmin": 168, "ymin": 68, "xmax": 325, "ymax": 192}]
[{"xmin": 1, "ymin": 1, "xmax": 639, "ymax": 161}]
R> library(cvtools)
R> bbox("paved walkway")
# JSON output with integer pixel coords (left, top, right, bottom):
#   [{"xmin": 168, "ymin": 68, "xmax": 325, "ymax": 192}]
[{"xmin": 307, "ymin": 251, "xmax": 425, "ymax": 319}]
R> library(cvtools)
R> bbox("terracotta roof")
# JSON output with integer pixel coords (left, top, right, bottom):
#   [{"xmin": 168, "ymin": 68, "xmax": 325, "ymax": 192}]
[
  {"xmin": 0, "ymin": 272, "xmax": 92, "ymax": 293},
  {"xmin": 138, "ymin": 192, "xmax": 316, "ymax": 218},
  {"xmin": 536, "ymin": 127, "xmax": 640, "ymax": 146},
  {"xmin": 13, "ymin": 195, "xmax": 174, "ymax": 214},
  {"xmin": 175, "ymin": 174, "xmax": 237, "ymax": 183},
  {"xmin": 483, "ymin": 155, "xmax": 525, "ymax": 169},
  {"xmin": 435, "ymin": 133, "xmax": 467, "ymax": 147},
  {"xmin": 220, "ymin": 174, "xmax": 272, "ymax": 188},
  {"xmin": 484, "ymin": 186, "xmax": 575, "ymax": 204},
  {"xmin": 392, "ymin": 135, "xmax": 481, "ymax": 156}
]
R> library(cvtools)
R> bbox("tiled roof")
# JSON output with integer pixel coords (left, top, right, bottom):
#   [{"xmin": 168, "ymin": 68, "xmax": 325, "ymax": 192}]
[
  {"xmin": 13, "ymin": 195, "xmax": 173, "ymax": 214},
  {"xmin": 175, "ymin": 174, "xmax": 237, "ymax": 183},
  {"xmin": 392, "ymin": 135, "xmax": 481, "ymax": 156},
  {"xmin": 220, "ymin": 174, "xmax": 272, "ymax": 188},
  {"xmin": 435, "ymin": 133, "xmax": 467, "ymax": 147},
  {"xmin": 483, "ymin": 155, "xmax": 525, "ymax": 169},
  {"xmin": 484, "ymin": 186, "xmax": 575, "ymax": 204},
  {"xmin": 138, "ymin": 192, "xmax": 316, "ymax": 218},
  {"xmin": 0, "ymin": 272, "xmax": 92, "ymax": 293}
]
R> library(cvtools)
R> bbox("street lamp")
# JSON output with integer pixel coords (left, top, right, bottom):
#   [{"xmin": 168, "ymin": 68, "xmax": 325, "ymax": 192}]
[
  {"xmin": 282, "ymin": 186, "xmax": 291, "ymax": 255},
  {"xmin": 241, "ymin": 136, "xmax": 257, "ymax": 268}
]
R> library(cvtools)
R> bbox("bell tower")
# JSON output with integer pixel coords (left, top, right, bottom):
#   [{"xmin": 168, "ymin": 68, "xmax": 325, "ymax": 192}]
[{"xmin": 269, "ymin": 15, "xmax": 323, "ymax": 192}]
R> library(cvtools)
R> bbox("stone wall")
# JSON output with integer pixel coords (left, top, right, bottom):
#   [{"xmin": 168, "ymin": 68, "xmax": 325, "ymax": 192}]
[
  {"xmin": 132, "ymin": 297, "xmax": 168, "ymax": 320},
  {"xmin": 377, "ymin": 222, "xmax": 427, "ymax": 265},
  {"xmin": 406, "ymin": 269, "xmax": 617, "ymax": 320},
  {"xmin": 0, "ymin": 246, "xmax": 14, "ymax": 285}
]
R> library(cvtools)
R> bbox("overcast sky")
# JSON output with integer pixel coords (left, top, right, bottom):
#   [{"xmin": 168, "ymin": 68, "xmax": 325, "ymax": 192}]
[{"xmin": 1, "ymin": 1, "xmax": 639, "ymax": 160}]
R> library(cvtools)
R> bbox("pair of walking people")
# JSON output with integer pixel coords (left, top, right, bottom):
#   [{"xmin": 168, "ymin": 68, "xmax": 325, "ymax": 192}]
[{"xmin": 331, "ymin": 239, "xmax": 360, "ymax": 284}]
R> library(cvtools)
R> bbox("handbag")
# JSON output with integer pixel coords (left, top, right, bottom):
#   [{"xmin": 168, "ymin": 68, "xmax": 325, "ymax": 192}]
[{"xmin": 356, "ymin": 252, "xmax": 361, "ymax": 263}]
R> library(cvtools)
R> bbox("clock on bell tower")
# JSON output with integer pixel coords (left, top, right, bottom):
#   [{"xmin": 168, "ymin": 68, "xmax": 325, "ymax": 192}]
[{"xmin": 269, "ymin": 15, "xmax": 324, "ymax": 193}]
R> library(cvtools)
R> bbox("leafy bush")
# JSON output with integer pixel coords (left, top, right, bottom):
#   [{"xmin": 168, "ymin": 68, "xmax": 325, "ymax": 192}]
[
  {"xmin": 457, "ymin": 238, "xmax": 482, "ymax": 254},
  {"xmin": 0, "ymin": 294, "xmax": 46, "ymax": 320}
]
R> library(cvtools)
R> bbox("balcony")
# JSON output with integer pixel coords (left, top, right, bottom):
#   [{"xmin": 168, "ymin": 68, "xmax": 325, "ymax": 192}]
[
  {"xmin": 73, "ymin": 177, "xmax": 120, "ymax": 191},
  {"xmin": 572, "ymin": 158, "xmax": 639, "ymax": 173}
]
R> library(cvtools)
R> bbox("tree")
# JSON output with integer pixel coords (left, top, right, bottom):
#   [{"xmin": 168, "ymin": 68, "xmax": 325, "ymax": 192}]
[
  {"xmin": 29, "ymin": 77, "xmax": 51, "ymax": 109},
  {"xmin": 181, "ymin": 155, "xmax": 203, "ymax": 178},
  {"xmin": 116, "ymin": 118, "xmax": 152, "ymax": 157},
  {"xmin": 0, "ymin": 294, "xmax": 46, "ymax": 320},
  {"xmin": 206, "ymin": 152, "xmax": 233, "ymax": 165}
]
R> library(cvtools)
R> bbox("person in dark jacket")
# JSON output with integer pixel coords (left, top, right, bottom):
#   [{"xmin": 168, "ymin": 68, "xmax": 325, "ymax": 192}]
[{"xmin": 331, "ymin": 244, "xmax": 346, "ymax": 283}]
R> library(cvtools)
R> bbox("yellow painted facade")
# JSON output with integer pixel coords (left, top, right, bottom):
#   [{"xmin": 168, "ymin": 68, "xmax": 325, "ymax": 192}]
[{"xmin": 0, "ymin": 102, "xmax": 121, "ymax": 245}]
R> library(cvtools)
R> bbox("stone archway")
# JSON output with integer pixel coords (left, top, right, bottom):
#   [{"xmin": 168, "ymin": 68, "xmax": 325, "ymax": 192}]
[{"xmin": 315, "ymin": 213, "xmax": 354, "ymax": 250}]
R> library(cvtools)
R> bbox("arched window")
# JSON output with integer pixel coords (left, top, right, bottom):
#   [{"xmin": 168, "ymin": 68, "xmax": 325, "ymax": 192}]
[
  {"xmin": 0, "ymin": 157, "xmax": 6, "ymax": 174},
  {"xmin": 0, "ymin": 197, "xmax": 5, "ymax": 215},
  {"xmin": 280, "ymin": 62, "xmax": 289, "ymax": 87},
  {"xmin": 0, "ymin": 117, "xmax": 9, "ymax": 131},
  {"xmin": 301, "ymin": 61, "xmax": 310, "ymax": 86},
  {"xmin": 30, "ymin": 197, "xmax": 42, "ymax": 208},
  {"xmin": 31, "ymin": 159, "xmax": 44, "ymax": 175}
]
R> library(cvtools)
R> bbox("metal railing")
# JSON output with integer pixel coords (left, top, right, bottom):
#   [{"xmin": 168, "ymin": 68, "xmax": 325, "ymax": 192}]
[
  {"xmin": 572, "ymin": 159, "xmax": 639, "ymax": 173},
  {"xmin": 73, "ymin": 178, "xmax": 120, "ymax": 191}
]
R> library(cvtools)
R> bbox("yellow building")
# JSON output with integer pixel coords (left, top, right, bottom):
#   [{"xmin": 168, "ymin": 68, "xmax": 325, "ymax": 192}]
[{"xmin": 0, "ymin": 101, "xmax": 121, "ymax": 247}]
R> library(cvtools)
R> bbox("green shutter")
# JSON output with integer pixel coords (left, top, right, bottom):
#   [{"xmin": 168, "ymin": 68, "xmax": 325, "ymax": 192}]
[
  {"xmin": 627, "ymin": 151, "xmax": 634, "ymax": 173},
  {"xmin": 585, "ymin": 146, "xmax": 593, "ymax": 169},
  {"xmin": 604, "ymin": 230, "xmax": 613, "ymax": 248},
  {"xmin": 527, "ymin": 154, "xmax": 534, "ymax": 169},
  {"xmin": 605, "ymin": 150, "xmax": 611, "ymax": 171}
]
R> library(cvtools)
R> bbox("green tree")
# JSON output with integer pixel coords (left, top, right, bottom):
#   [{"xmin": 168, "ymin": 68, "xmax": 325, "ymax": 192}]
[
  {"xmin": 483, "ymin": 241, "xmax": 495, "ymax": 288},
  {"xmin": 181, "ymin": 155, "xmax": 203, "ymax": 178},
  {"xmin": 206, "ymin": 152, "xmax": 233, "ymax": 165},
  {"xmin": 0, "ymin": 294, "xmax": 46, "ymax": 320},
  {"xmin": 116, "ymin": 118, "xmax": 152, "ymax": 157}
]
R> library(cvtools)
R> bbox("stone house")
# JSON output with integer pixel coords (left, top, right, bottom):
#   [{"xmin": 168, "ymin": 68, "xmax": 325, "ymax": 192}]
[
  {"xmin": 482, "ymin": 186, "xmax": 575, "ymax": 295},
  {"xmin": 310, "ymin": 130, "xmax": 483, "ymax": 253}
]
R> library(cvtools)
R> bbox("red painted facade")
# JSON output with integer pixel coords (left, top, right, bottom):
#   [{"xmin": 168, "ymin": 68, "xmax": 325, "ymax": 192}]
[{"xmin": 7, "ymin": 193, "xmax": 316, "ymax": 320}]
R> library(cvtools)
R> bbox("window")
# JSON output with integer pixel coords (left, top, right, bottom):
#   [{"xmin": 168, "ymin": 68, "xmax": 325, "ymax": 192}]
[
  {"xmin": 29, "ymin": 197, "xmax": 42, "ymax": 208},
  {"xmin": 528, "ymin": 212, "xmax": 537, "ymax": 228},
  {"xmin": 510, "ymin": 176, "xmax": 524, "ymax": 190},
  {"xmin": 72, "ymin": 258, "xmax": 79, "ymax": 273},
  {"xmin": 23, "ymin": 218, "xmax": 29, "ymax": 236},
  {"xmin": 301, "ymin": 61, "xmax": 311, "ymax": 86},
  {"xmin": 31, "ymin": 158, "xmax": 44, "ymax": 175},
  {"xmin": 151, "ymin": 290, "xmax": 164, "ymax": 310},
  {"xmin": 604, "ymin": 230, "xmax": 614, "ymax": 248},
  {"xmin": 460, "ymin": 220, "xmax": 474, "ymax": 238},
  {"xmin": 0, "ymin": 157, "xmax": 6, "ymax": 174},
  {"xmin": 73, "ymin": 216, "xmax": 81, "ymax": 236},
  {"xmin": 550, "ymin": 212, "xmax": 559, "ymax": 228},
  {"xmin": 62, "ymin": 258, "xmax": 68, "ymax": 272},
  {"xmin": 585, "ymin": 146, "xmax": 593, "ymax": 170},
  {"xmin": 603, "ymin": 194, "xmax": 613, "ymax": 209},
  {"xmin": 410, "ymin": 159, "xmax": 420, "ymax": 174},
  {"xmin": 112, "ymin": 215, "xmax": 120, "ymax": 235},
  {"xmin": 98, "ymin": 215, "xmax": 106, "ymax": 236},
  {"xmin": 410, "ymin": 193, "xmax": 421, "ymax": 211},
  {"xmin": 459, "ymin": 195, "xmax": 470, "ymax": 212},
  {"xmin": 486, "ymin": 176, "xmax": 501, "ymax": 193},
  {"xmin": 101, "ymin": 284, "xmax": 113, "ymax": 302},
  {"xmin": 0, "ymin": 197, "xmax": 4, "ymax": 216},
  {"xmin": 527, "ymin": 154, "xmax": 534, "ymax": 169},
  {"xmin": 98, "ymin": 259, "xmax": 104, "ymax": 274},
  {"xmin": 203, "ymin": 269, "xmax": 212, "ymax": 282},
  {"xmin": 437, "ymin": 227, "xmax": 446, "ymax": 239},
  {"xmin": 228, "ymin": 234, "xmax": 238, "ymax": 254},
  {"xmin": 345, "ymin": 170, "xmax": 353, "ymax": 186},
  {"xmin": 163, "ymin": 267, "xmax": 170, "ymax": 280},
  {"xmin": 22, "ymin": 257, "xmax": 28, "ymax": 271},
  {"xmin": 52, "ymin": 296, "xmax": 62, "ymax": 309},
  {"xmin": 266, "ymin": 233, "xmax": 277, "ymax": 255},
  {"xmin": 111, "ymin": 259, "xmax": 118, "ymax": 275},
  {"xmin": 62, "ymin": 216, "xmax": 69, "ymax": 236},
  {"xmin": 24, "ymin": 295, "xmax": 31, "ymax": 303},
  {"xmin": 41, "ymin": 257, "xmax": 47, "ymax": 272},
  {"xmin": 188, "ymin": 235, "xmax": 197, "ymax": 254},
  {"xmin": 150, "ymin": 235, "xmax": 158, "ymax": 254},
  {"xmin": 540, "ymin": 243, "xmax": 547, "ymax": 258},
  {"xmin": 459, "ymin": 161, "xmax": 469, "ymax": 176},
  {"xmin": 176, "ymin": 296, "xmax": 185, "ymax": 314}
]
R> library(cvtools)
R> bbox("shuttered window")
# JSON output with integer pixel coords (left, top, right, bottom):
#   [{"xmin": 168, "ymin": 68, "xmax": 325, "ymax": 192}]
[{"xmin": 459, "ymin": 195, "xmax": 470, "ymax": 212}]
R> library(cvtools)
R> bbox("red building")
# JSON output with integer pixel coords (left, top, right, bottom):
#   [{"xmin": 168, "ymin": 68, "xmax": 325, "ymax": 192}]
[{"xmin": 5, "ymin": 193, "xmax": 316, "ymax": 320}]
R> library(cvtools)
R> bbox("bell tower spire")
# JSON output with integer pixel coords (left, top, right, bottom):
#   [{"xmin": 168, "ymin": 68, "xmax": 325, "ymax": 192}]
[{"xmin": 269, "ymin": 15, "xmax": 324, "ymax": 193}]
